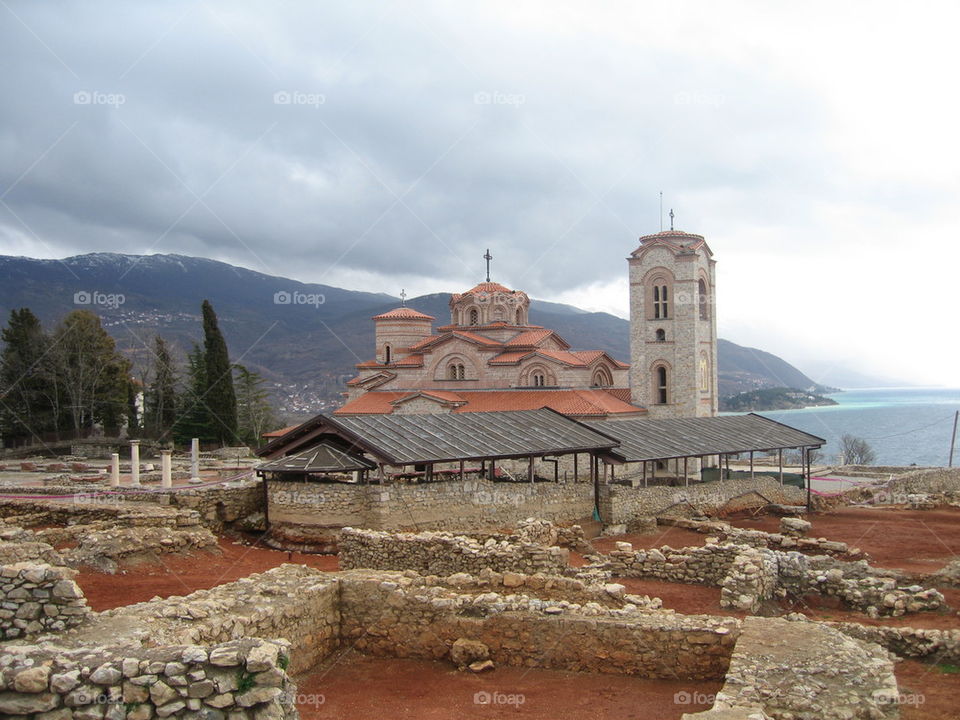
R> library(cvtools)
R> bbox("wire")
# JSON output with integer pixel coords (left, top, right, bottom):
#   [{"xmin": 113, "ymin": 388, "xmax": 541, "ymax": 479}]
[{"xmin": 861, "ymin": 412, "xmax": 958, "ymax": 441}]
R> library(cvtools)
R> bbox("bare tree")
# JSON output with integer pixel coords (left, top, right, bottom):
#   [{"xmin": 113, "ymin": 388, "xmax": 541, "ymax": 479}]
[{"xmin": 840, "ymin": 434, "xmax": 876, "ymax": 465}]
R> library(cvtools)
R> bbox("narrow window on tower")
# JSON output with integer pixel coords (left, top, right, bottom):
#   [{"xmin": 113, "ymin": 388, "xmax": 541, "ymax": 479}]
[
  {"xmin": 384, "ymin": 345, "xmax": 392, "ymax": 363},
  {"xmin": 653, "ymin": 284, "xmax": 669, "ymax": 319},
  {"xmin": 653, "ymin": 286, "xmax": 661, "ymax": 319},
  {"xmin": 533, "ymin": 372, "xmax": 545, "ymax": 387},
  {"xmin": 660, "ymin": 285, "xmax": 669, "ymax": 318},
  {"xmin": 655, "ymin": 328, "xmax": 666, "ymax": 343},
  {"xmin": 699, "ymin": 279, "xmax": 709, "ymax": 320},
  {"xmin": 656, "ymin": 366, "xmax": 668, "ymax": 404}
]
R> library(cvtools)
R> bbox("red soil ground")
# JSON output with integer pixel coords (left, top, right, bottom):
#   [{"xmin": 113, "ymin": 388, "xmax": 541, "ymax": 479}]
[
  {"xmin": 295, "ymin": 653, "xmax": 722, "ymax": 720},
  {"xmin": 75, "ymin": 537, "xmax": 338, "ymax": 611},
  {"xmin": 724, "ymin": 507, "xmax": 960, "ymax": 574},
  {"xmin": 896, "ymin": 659, "xmax": 960, "ymax": 720}
]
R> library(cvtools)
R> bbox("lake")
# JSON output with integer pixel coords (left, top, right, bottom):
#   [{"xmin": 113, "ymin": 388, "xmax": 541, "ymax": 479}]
[{"xmin": 741, "ymin": 387, "xmax": 960, "ymax": 467}]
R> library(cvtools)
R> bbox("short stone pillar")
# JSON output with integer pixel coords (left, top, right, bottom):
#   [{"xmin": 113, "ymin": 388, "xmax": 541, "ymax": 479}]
[
  {"xmin": 110, "ymin": 453, "xmax": 120, "ymax": 487},
  {"xmin": 160, "ymin": 449, "xmax": 173, "ymax": 489},
  {"xmin": 130, "ymin": 440, "xmax": 141, "ymax": 487},
  {"xmin": 190, "ymin": 437, "xmax": 201, "ymax": 483}
]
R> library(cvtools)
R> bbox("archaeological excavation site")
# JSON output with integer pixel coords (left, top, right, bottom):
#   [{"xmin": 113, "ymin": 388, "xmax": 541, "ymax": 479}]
[{"xmin": 1, "ymin": 433, "xmax": 959, "ymax": 720}]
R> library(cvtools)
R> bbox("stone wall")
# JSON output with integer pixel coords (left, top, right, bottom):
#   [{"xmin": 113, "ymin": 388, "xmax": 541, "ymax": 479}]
[
  {"xmin": 719, "ymin": 548, "xmax": 780, "ymax": 613},
  {"xmin": 709, "ymin": 617, "xmax": 898, "ymax": 720},
  {"xmin": 338, "ymin": 527, "xmax": 570, "ymax": 576},
  {"xmin": 0, "ymin": 637, "xmax": 297, "ymax": 720},
  {"xmin": 0, "ymin": 563, "xmax": 90, "ymax": 638},
  {"xmin": 829, "ymin": 620, "xmax": 960, "ymax": 664},
  {"xmin": 600, "ymin": 476, "xmax": 805, "ymax": 526},
  {"xmin": 339, "ymin": 573, "xmax": 739, "ymax": 679},
  {"xmin": 77, "ymin": 565, "xmax": 340, "ymax": 675},
  {"xmin": 265, "ymin": 477, "xmax": 596, "ymax": 547},
  {"xmin": 595, "ymin": 541, "xmax": 745, "ymax": 586}
]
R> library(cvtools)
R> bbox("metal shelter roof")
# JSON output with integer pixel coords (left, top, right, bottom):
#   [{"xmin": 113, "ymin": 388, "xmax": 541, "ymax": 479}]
[
  {"xmin": 257, "ymin": 408, "xmax": 620, "ymax": 465},
  {"xmin": 586, "ymin": 413, "xmax": 824, "ymax": 462},
  {"xmin": 256, "ymin": 442, "xmax": 377, "ymax": 474},
  {"xmin": 329, "ymin": 408, "xmax": 619, "ymax": 465}
]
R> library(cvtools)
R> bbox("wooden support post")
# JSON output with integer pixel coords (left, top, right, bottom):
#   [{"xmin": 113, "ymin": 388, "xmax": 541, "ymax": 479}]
[
  {"xmin": 489, "ymin": 461, "xmax": 495, "ymax": 481},
  {"xmin": 684, "ymin": 456, "xmax": 689, "ymax": 487},
  {"xmin": 378, "ymin": 463, "xmax": 385, "ymax": 485},
  {"xmin": 642, "ymin": 460, "xmax": 647, "ymax": 487},
  {"xmin": 459, "ymin": 460, "xmax": 465, "ymax": 482},
  {"xmin": 573, "ymin": 453, "xmax": 579, "ymax": 482},
  {"xmin": 724, "ymin": 454, "xmax": 730, "ymax": 480},
  {"xmin": 778, "ymin": 449, "xmax": 784, "ymax": 486},
  {"xmin": 750, "ymin": 451, "xmax": 755, "ymax": 479},
  {"xmin": 528, "ymin": 456, "xmax": 535, "ymax": 483},
  {"xmin": 804, "ymin": 447, "xmax": 812, "ymax": 512},
  {"xmin": 591, "ymin": 454, "xmax": 600, "ymax": 522}
]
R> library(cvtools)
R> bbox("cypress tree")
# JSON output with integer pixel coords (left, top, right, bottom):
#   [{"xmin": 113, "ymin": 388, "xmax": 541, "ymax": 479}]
[
  {"xmin": 201, "ymin": 300, "xmax": 238, "ymax": 445},
  {"xmin": 145, "ymin": 336, "xmax": 178, "ymax": 439}
]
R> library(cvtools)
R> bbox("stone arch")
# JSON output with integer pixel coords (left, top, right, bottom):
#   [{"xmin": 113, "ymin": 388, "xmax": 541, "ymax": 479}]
[
  {"xmin": 434, "ymin": 353, "xmax": 475, "ymax": 381},
  {"xmin": 591, "ymin": 365, "xmax": 613, "ymax": 387},
  {"xmin": 643, "ymin": 267, "xmax": 675, "ymax": 320},
  {"xmin": 698, "ymin": 275, "xmax": 710, "ymax": 320},
  {"xmin": 651, "ymin": 361, "xmax": 672, "ymax": 405},
  {"xmin": 520, "ymin": 363, "xmax": 554, "ymax": 387}
]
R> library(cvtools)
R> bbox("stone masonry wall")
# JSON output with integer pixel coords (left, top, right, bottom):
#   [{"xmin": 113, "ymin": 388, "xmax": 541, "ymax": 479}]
[
  {"xmin": 338, "ymin": 573, "xmax": 739, "ymax": 679},
  {"xmin": 600, "ymin": 476, "xmax": 805, "ymax": 526},
  {"xmin": 596, "ymin": 541, "xmax": 745, "ymax": 586},
  {"xmin": 338, "ymin": 527, "xmax": 570, "ymax": 576},
  {"xmin": 0, "ymin": 563, "xmax": 90, "ymax": 639},
  {"xmin": 0, "ymin": 637, "xmax": 297, "ymax": 720},
  {"xmin": 719, "ymin": 548, "xmax": 780, "ymax": 613}
]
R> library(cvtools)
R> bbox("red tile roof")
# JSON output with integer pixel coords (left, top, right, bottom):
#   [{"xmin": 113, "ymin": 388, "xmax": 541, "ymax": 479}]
[
  {"xmin": 372, "ymin": 307, "xmax": 435, "ymax": 321},
  {"xmin": 505, "ymin": 328, "xmax": 560, "ymax": 347},
  {"xmin": 262, "ymin": 424, "xmax": 300, "ymax": 438},
  {"xmin": 392, "ymin": 390, "xmax": 466, "ymax": 405},
  {"xmin": 570, "ymin": 350, "xmax": 630, "ymax": 369},
  {"xmin": 335, "ymin": 389, "xmax": 644, "ymax": 418}
]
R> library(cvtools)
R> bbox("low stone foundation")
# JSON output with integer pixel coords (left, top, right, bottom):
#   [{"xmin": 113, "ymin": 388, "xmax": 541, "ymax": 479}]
[
  {"xmin": 0, "ymin": 563, "xmax": 90, "ymax": 638},
  {"xmin": 339, "ymin": 527, "xmax": 570, "ymax": 576},
  {"xmin": 708, "ymin": 617, "xmax": 899, "ymax": 720}
]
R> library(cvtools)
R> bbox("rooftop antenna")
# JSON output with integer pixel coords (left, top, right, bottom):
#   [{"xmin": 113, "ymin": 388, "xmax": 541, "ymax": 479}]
[
  {"xmin": 669, "ymin": 208, "xmax": 675, "ymax": 231},
  {"xmin": 399, "ymin": 289, "xmax": 406, "ymax": 307},
  {"xmin": 659, "ymin": 191, "xmax": 663, "ymax": 232},
  {"xmin": 483, "ymin": 248, "xmax": 492, "ymax": 282}
]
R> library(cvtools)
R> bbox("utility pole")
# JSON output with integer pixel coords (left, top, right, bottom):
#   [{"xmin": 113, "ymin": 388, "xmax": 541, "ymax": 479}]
[{"xmin": 949, "ymin": 410, "xmax": 959, "ymax": 468}]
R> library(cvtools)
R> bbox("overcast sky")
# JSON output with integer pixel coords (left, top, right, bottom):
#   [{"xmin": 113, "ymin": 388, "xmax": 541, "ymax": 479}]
[{"xmin": 1, "ymin": 1, "xmax": 957, "ymax": 386}]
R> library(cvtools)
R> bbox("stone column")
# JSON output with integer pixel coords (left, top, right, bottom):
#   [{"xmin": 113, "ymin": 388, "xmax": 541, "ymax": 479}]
[
  {"xmin": 190, "ymin": 438, "xmax": 201, "ymax": 483},
  {"xmin": 160, "ymin": 449, "xmax": 173, "ymax": 489},
  {"xmin": 130, "ymin": 440, "xmax": 140, "ymax": 487},
  {"xmin": 110, "ymin": 453, "xmax": 120, "ymax": 487}
]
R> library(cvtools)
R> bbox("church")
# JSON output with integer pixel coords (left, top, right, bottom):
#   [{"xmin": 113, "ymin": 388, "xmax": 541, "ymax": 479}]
[{"xmin": 336, "ymin": 226, "xmax": 718, "ymax": 420}]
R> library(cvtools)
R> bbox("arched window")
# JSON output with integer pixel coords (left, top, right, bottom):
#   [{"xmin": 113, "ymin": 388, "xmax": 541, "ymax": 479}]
[
  {"xmin": 698, "ymin": 279, "xmax": 709, "ymax": 320},
  {"xmin": 591, "ymin": 367, "xmax": 612, "ymax": 387},
  {"xmin": 448, "ymin": 363, "xmax": 466, "ymax": 380},
  {"xmin": 515, "ymin": 308, "xmax": 523, "ymax": 325},
  {"xmin": 457, "ymin": 363, "xmax": 466, "ymax": 380},
  {"xmin": 448, "ymin": 363, "xmax": 458, "ymax": 380},
  {"xmin": 384, "ymin": 345, "xmax": 392, "ymax": 363},
  {"xmin": 533, "ymin": 372, "xmax": 545, "ymax": 387},
  {"xmin": 655, "ymin": 328, "xmax": 666, "ymax": 343},
  {"xmin": 469, "ymin": 308, "xmax": 479, "ymax": 326},
  {"xmin": 653, "ymin": 285, "xmax": 669, "ymax": 319},
  {"xmin": 655, "ymin": 366, "xmax": 669, "ymax": 404}
]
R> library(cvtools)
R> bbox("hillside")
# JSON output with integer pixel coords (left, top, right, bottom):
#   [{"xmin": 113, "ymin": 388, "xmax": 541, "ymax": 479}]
[{"xmin": 0, "ymin": 253, "xmax": 829, "ymax": 418}]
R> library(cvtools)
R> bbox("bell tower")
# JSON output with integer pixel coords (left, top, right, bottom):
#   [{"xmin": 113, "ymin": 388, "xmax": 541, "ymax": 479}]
[{"xmin": 628, "ymin": 226, "xmax": 717, "ymax": 418}]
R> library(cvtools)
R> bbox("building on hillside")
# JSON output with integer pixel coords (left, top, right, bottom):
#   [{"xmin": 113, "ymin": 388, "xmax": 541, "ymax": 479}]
[{"xmin": 337, "ymin": 226, "xmax": 718, "ymax": 420}]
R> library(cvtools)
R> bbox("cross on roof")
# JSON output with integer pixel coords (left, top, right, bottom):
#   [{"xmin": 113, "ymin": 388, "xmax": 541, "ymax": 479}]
[
  {"xmin": 399, "ymin": 289, "xmax": 406, "ymax": 307},
  {"xmin": 483, "ymin": 249, "xmax": 492, "ymax": 282},
  {"xmin": 669, "ymin": 209, "xmax": 675, "ymax": 231}
]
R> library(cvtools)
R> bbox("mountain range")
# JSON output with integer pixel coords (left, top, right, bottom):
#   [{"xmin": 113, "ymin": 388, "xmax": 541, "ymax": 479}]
[{"xmin": 0, "ymin": 253, "xmax": 837, "ymax": 419}]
